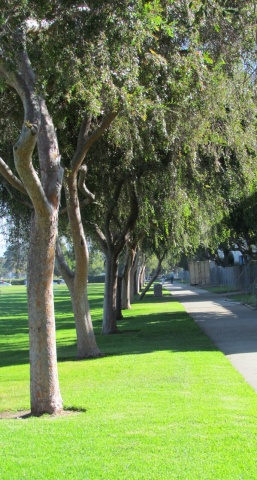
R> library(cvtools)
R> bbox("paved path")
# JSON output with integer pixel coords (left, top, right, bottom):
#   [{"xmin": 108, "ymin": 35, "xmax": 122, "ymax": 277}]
[{"xmin": 164, "ymin": 282, "xmax": 257, "ymax": 393}]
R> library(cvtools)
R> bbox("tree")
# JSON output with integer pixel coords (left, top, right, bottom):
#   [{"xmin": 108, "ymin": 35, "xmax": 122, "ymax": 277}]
[
  {"xmin": 91, "ymin": 179, "xmax": 139, "ymax": 334},
  {"xmin": 3, "ymin": 242, "xmax": 28, "ymax": 278},
  {"xmin": 0, "ymin": 1, "xmax": 178, "ymax": 400},
  {"xmin": 55, "ymin": 112, "xmax": 119, "ymax": 355},
  {"xmin": 0, "ymin": 30, "xmax": 63, "ymax": 415},
  {"xmin": 88, "ymin": 249, "xmax": 105, "ymax": 276},
  {"xmin": 0, "ymin": 0, "xmax": 256, "ymax": 411}
]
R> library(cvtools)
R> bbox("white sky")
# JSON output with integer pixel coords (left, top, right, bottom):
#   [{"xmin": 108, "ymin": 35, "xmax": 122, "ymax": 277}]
[
  {"xmin": 0, "ymin": 234, "xmax": 6, "ymax": 256},
  {"xmin": 0, "ymin": 219, "xmax": 8, "ymax": 256}
]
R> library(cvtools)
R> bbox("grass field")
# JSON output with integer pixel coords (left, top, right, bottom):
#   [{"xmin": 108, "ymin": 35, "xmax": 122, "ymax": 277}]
[
  {"xmin": 201, "ymin": 285, "xmax": 257, "ymax": 308},
  {"xmin": 1, "ymin": 284, "xmax": 257, "ymax": 479}
]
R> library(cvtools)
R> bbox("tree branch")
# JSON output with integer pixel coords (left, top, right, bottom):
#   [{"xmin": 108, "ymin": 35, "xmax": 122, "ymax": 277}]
[
  {"xmin": 104, "ymin": 179, "xmax": 124, "ymax": 249},
  {"xmin": 13, "ymin": 124, "xmax": 52, "ymax": 216},
  {"xmin": 139, "ymin": 251, "xmax": 166, "ymax": 300},
  {"xmin": 91, "ymin": 223, "xmax": 107, "ymax": 254},
  {"xmin": 115, "ymin": 181, "xmax": 139, "ymax": 253},
  {"xmin": 71, "ymin": 111, "xmax": 119, "ymax": 174},
  {"xmin": 78, "ymin": 164, "xmax": 95, "ymax": 203},
  {"xmin": 55, "ymin": 238, "xmax": 74, "ymax": 283},
  {"xmin": 2, "ymin": 179, "xmax": 32, "ymax": 210},
  {"xmin": 0, "ymin": 157, "xmax": 27, "ymax": 195}
]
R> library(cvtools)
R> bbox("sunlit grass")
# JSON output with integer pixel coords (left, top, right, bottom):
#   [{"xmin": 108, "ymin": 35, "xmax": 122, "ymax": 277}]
[{"xmin": 1, "ymin": 284, "xmax": 257, "ymax": 479}]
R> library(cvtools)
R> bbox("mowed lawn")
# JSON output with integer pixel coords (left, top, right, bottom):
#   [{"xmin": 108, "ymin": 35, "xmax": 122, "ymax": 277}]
[{"xmin": 1, "ymin": 284, "xmax": 257, "ymax": 479}]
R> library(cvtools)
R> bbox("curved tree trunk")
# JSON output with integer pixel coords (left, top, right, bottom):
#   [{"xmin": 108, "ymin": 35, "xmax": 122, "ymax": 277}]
[
  {"xmin": 56, "ymin": 173, "xmax": 102, "ymax": 358},
  {"xmin": 70, "ymin": 282, "xmax": 102, "ymax": 358},
  {"xmin": 139, "ymin": 253, "xmax": 165, "ymax": 300},
  {"xmin": 12, "ymin": 88, "xmax": 64, "ymax": 414},
  {"xmin": 56, "ymin": 244, "xmax": 102, "ymax": 358}
]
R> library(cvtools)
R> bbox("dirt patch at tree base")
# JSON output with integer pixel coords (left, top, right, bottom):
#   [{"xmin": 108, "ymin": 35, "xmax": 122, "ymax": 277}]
[{"xmin": 0, "ymin": 408, "xmax": 85, "ymax": 419}]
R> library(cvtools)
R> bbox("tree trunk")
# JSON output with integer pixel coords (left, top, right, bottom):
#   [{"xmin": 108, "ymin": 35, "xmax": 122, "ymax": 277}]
[
  {"xmin": 56, "ymin": 173, "xmax": 102, "ymax": 358},
  {"xmin": 121, "ymin": 273, "xmax": 131, "ymax": 310},
  {"xmin": 28, "ymin": 212, "xmax": 63, "ymax": 415},
  {"xmin": 139, "ymin": 263, "xmax": 146, "ymax": 291},
  {"xmin": 56, "ymin": 250, "xmax": 102, "ymax": 358},
  {"xmin": 116, "ymin": 273, "xmax": 123, "ymax": 320},
  {"xmin": 130, "ymin": 250, "xmax": 140, "ymax": 303},
  {"xmin": 70, "ymin": 282, "xmax": 102, "ymax": 358},
  {"xmin": 12, "ymin": 92, "xmax": 64, "ymax": 415},
  {"xmin": 102, "ymin": 252, "xmax": 119, "ymax": 334},
  {"xmin": 121, "ymin": 277, "xmax": 130, "ymax": 310},
  {"xmin": 121, "ymin": 247, "xmax": 133, "ymax": 310},
  {"xmin": 93, "ymin": 181, "xmax": 139, "ymax": 331},
  {"xmin": 139, "ymin": 256, "xmax": 163, "ymax": 300}
]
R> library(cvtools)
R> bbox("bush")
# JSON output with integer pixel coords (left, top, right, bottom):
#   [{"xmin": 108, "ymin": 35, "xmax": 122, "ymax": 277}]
[
  {"xmin": 10, "ymin": 279, "xmax": 27, "ymax": 285},
  {"xmin": 88, "ymin": 275, "xmax": 105, "ymax": 283}
]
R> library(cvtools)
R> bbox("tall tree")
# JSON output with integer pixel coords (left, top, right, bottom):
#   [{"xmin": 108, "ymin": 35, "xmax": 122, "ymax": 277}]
[
  {"xmin": 55, "ymin": 112, "xmax": 117, "ymax": 355},
  {"xmin": 0, "ymin": 0, "xmax": 256, "ymax": 411},
  {"xmin": 0, "ymin": 21, "xmax": 63, "ymax": 413}
]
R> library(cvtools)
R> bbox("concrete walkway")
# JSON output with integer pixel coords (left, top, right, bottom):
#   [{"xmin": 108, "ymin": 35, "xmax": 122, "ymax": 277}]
[{"xmin": 164, "ymin": 282, "xmax": 257, "ymax": 393}]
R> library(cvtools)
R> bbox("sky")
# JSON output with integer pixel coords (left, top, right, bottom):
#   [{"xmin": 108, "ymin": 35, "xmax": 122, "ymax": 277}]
[
  {"xmin": 0, "ymin": 219, "xmax": 8, "ymax": 256},
  {"xmin": 0, "ymin": 234, "xmax": 6, "ymax": 256}
]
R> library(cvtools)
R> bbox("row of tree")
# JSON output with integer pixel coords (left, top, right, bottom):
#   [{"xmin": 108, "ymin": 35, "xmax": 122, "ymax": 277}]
[{"xmin": 0, "ymin": 1, "xmax": 257, "ymax": 415}]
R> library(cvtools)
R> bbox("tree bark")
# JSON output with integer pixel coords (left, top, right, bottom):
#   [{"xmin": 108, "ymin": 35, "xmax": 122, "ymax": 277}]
[
  {"xmin": 27, "ymin": 212, "xmax": 62, "ymax": 415},
  {"xmin": 102, "ymin": 251, "xmax": 119, "ymax": 334},
  {"xmin": 130, "ymin": 250, "xmax": 140, "ymax": 303},
  {"xmin": 139, "ymin": 254, "xmax": 165, "ymax": 300},
  {"xmin": 59, "ymin": 111, "xmax": 119, "ymax": 342},
  {"xmin": 121, "ymin": 244, "xmax": 137, "ymax": 310},
  {"xmin": 93, "ymin": 181, "xmax": 139, "ymax": 333},
  {"xmin": 12, "ymin": 89, "xmax": 63, "ymax": 414},
  {"xmin": 116, "ymin": 273, "xmax": 124, "ymax": 320},
  {"xmin": 138, "ymin": 262, "xmax": 146, "ymax": 291},
  {"xmin": 56, "ymin": 172, "xmax": 102, "ymax": 358}
]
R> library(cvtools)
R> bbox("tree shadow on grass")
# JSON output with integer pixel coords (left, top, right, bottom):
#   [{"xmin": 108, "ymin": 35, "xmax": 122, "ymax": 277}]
[
  {"xmin": 0, "ymin": 291, "xmax": 219, "ymax": 369},
  {"xmin": 0, "ymin": 310, "xmax": 218, "ymax": 369}
]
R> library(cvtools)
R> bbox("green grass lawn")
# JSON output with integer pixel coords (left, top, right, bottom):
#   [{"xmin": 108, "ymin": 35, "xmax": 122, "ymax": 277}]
[
  {"xmin": 225, "ymin": 292, "xmax": 257, "ymax": 308},
  {"xmin": 199, "ymin": 285, "xmax": 241, "ymax": 294},
  {"xmin": 1, "ymin": 284, "xmax": 257, "ymax": 479},
  {"xmin": 200, "ymin": 285, "xmax": 257, "ymax": 308}
]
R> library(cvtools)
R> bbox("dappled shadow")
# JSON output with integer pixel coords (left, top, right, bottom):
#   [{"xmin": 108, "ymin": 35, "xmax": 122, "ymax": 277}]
[
  {"xmin": 2, "ymin": 284, "xmax": 257, "ymax": 383},
  {"xmin": 93, "ymin": 310, "xmax": 217, "ymax": 357}
]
